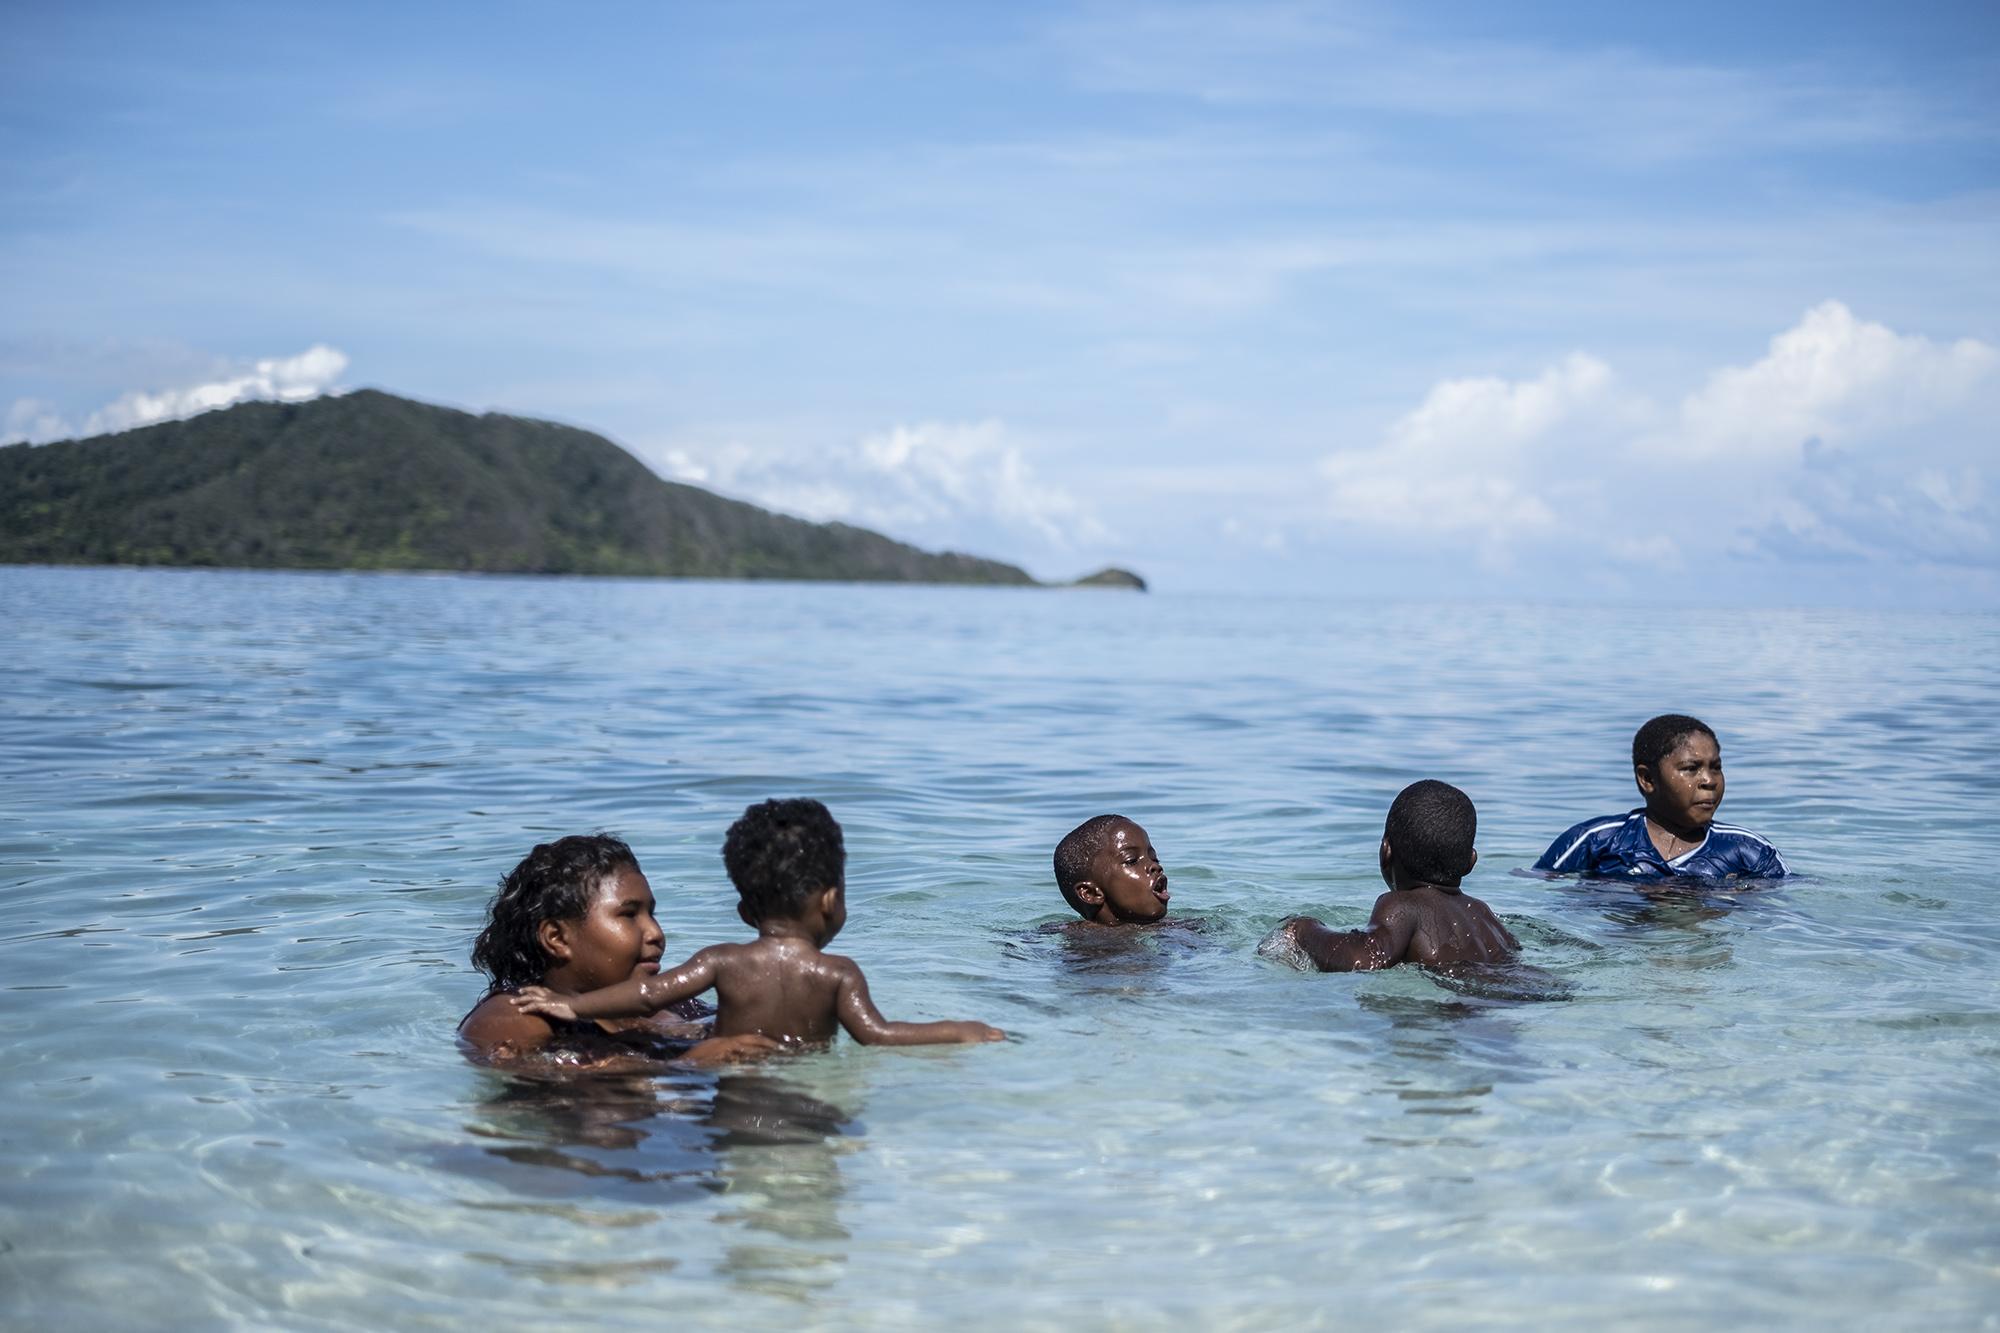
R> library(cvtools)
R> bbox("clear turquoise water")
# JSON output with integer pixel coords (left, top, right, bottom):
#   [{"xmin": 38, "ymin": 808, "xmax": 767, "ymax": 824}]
[{"xmin": 2, "ymin": 566, "xmax": 1996, "ymax": 1329}]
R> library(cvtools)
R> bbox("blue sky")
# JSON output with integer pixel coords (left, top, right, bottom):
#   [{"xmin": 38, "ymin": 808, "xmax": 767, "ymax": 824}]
[{"xmin": 4, "ymin": 0, "xmax": 1996, "ymax": 604}]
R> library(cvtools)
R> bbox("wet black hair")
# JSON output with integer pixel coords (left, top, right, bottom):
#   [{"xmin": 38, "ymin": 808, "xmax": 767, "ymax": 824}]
[
  {"xmin": 723, "ymin": 798, "xmax": 845, "ymax": 924},
  {"xmin": 471, "ymin": 833, "xmax": 639, "ymax": 992},
  {"xmin": 1053, "ymin": 814, "xmax": 1129, "ymax": 919},
  {"xmin": 1632, "ymin": 713, "xmax": 1717, "ymax": 772},
  {"xmin": 1383, "ymin": 780, "xmax": 1477, "ymax": 886}
]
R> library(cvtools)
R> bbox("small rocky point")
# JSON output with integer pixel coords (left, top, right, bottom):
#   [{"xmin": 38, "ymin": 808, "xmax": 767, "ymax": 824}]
[{"xmin": 1070, "ymin": 567, "xmax": 1147, "ymax": 591}]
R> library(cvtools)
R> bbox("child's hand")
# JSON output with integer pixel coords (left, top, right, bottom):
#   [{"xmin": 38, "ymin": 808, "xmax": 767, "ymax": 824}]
[{"xmin": 509, "ymin": 986, "xmax": 578, "ymax": 1023}]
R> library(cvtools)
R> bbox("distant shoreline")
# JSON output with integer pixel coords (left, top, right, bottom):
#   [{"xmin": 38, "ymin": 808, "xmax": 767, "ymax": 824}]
[{"xmin": 0, "ymin": 559, "xmax": 1148, "ymax": 591}]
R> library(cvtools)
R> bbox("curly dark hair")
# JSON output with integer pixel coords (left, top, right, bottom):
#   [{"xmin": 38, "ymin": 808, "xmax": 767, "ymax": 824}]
[
  {"xmin": 1052, "ymin": 814, "xmax": 1129, "ymax": 919},
  {"xmin": 1632, "ymin": 713, "xmax": 1717, "ymax": 772},
  {"xmin": 471, "ymin": 834, "xmax": 639, "ymax": 992},
  {"xmin": 722, "ymin": 799, "xmax": 845, "ymax": 924},
  {"xmin": 1383, "ymin": 780, "xmax": 1477, "ymax": 886}
]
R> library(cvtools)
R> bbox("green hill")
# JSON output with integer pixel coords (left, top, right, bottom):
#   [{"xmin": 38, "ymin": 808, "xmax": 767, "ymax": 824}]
[{"xmin": 0, "ymin": 390, "xmax": 1039, "ymax": 584}]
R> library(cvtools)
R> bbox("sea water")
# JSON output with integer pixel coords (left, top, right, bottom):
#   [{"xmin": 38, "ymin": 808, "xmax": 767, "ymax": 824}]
[{"xmin": 1, "ymin": 566, "xmax": 1995, "ymax": 1330}]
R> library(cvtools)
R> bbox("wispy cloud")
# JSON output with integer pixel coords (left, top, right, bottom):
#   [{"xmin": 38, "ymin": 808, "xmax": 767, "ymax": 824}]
[
  {"xmin": 387, "ymin": 209, "xmax": 876, "ymax": 297},
  {"xmin": 3, "ymin": 397, "xmax": 69, "ymax": 445},
  {"xmin": 4, "ymin": 344, "xmax": 349, "ymax": 443},
  {"xmin": 1053, "ymin": 2, "xmax": 1992, "ymax": 161},
  {"xmin": 648, "ymin": 419, "xmax": 1103, "ymax": 563}
]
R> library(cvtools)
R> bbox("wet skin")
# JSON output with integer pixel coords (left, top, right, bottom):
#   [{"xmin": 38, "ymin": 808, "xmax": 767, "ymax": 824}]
[
  {"xmin": 1074, "ymin": 819, "xmax": 1170, "ymax": 925},
  {"xmin": 1279, "ymin": 839, "xmax": 1520, "ymax": 972},
  {"xmin": 458, "ymin": 866, "xmax": 775, "ymax": 1068},
  {"xmin": 514, "ymin": 881, "xmax": 1006, "ymax": 1048},
  {"xmin": 1637, "ymin": 731, "xmax": 1725, "ymax": 859}
]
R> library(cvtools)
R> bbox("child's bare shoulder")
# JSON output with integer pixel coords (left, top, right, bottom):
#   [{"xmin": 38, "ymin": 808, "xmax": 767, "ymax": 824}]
[
  {"xmin": 814, "ymin": 949, "xmax": 865, "ymax": 979},
  {"xmin": 695, "ymin": 938, "xmax": 767, "ymax": 971},
  {"xmin": 1455, "ymin": 889, "xmax": 1503, "ymax": 919},
  {"xmin": 1373, "ymin": 889, "xmax": 1417, "ymax": 918}
]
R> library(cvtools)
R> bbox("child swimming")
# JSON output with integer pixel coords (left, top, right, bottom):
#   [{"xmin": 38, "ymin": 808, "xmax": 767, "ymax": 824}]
[
  {"xmin": 458, "ymin": 833, "xmax": 776, "ymax": 1068},
  {"xmin": 512, "ymin": 799, "xmax": 1006, "ymax": 1048},
  {"xmin": 1534, "ymin": 713, "xmax": 1789, "ymax": 879},
  {"xmin": 1053, "ymin": 815, "xmax": 1170, "ymax": 925},
  {"xmin": 1274, "ymin": 780, "xmax": 1519, "ymax": 971}
]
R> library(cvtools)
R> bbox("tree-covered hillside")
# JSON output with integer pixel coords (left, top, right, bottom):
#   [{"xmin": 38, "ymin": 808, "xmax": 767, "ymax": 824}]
[{"xmin": 0, "ymin": 390, "xmax": 1038, "ymax": 584}]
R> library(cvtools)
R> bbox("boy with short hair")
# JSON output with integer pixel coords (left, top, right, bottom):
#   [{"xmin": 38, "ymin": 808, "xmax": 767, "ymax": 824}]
[
  {"xmin": 1534, "ymin": 713, "xmax": 1788, "ymax": 879},
  {"xmin": 1053, "ymin": 814, "xmax": 1170, "ymax": 925},
  {"xmin": 1276, "ymin": 780, "xmax": 1518, "ymax": 971},
  {"xmin": 513, "ymin": 798, "xmax": 1005, "ymax": 1047}
]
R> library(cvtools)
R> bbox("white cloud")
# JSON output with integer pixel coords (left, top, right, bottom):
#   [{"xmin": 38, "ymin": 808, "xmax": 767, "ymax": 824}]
[
  {"xmin": 81, "ymin": 345, "xmax": 349, "ymax": 436},
  {"xmin": 648, "ymin": 419, "xmax": 1101, "ymax": 558},
  {"xmin": 1321, "ymin": 352, "xmax": 1642, "ymax": 547},
  {"xmin": 1387, "ymin": 352, "xmax": 1620, "ymax": 452},
  {"xmin": 3, "ymin": 398, "xmax": 70, "ymax": 445},
  {"xmin": 1675, "ymin": 303, "xmax": 1999, "ymax": 569},
  {"xmin": 6, "ymin": 345, "xmax": 353, "ymax": 444},
  {"xmin": 1670, "ymin": 300, "xmax": 1999, "ymax": 462},
  {"xmin": 1319, "ymin": 304, "xmax": 2000, "ymax": 575}
]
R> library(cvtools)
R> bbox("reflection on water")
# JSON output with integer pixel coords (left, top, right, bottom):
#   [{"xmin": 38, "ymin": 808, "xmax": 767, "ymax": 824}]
[
  {"xmin": 1252, "ymin": 922, "xmax": 1573, "ymax": 1124},
  {"xmin": 1557, "ymin": 876, "xmax": 1793, "ymax": 972},
  {"xmin": 1357, "ymin": 986, "xmax": 1540, "ymax": 1125},
  {"xmin": 710, "ymin": 1073, "xmax": 856, "ymax": 1301},
  {"xmin": 1428, "ymin": 960, "xmax": 1574, "ymax": 1003},
  {"xmin": 454, "ymin": 1066, "xmax": 857, "ymax": 1299},
  {"xmin": 458, "ymin": 1070, "xmax": 722, "ymax": 1204},
  {"xmin": 1012, "ymin": 918, "xmax": 1218, "ymax": 1004},
  {"xmin": 1040, "ymin": 916, "xmax": 1212, "ymax": 962}
]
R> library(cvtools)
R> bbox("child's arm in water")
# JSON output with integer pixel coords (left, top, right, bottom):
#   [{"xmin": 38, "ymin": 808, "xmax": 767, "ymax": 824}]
[
  {"xmin": 512, "ymin": 947, "xmax": 724, "ymax": 1022},
  {"xmin": 461, "ymin": 989, "xmax": 774, "ymax": 1070},
  {"xmin": 1281, "ymin": 895, "xmax": 1417, "ymax": 972},
  {"xmin": 831, "ymin": 958, "xmax": 1006, "ymax": 1046}
]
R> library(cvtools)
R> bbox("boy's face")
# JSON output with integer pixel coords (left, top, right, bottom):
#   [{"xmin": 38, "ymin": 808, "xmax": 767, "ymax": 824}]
[
  {"xmin": 1636, "ymin": 731, "xmax": 1725, "ymax": 833},
  {"xmin": 1077, "ymin": 820, "xmax": 1169, "ymax": 924},
  {"xmin": 544, "ymin": 865, "xmax": 666, "ymax": 991}
]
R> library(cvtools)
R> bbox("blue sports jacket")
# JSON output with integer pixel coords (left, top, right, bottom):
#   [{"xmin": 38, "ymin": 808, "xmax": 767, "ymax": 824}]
[{"xmin": 1534, "ymin": 808, "xmax": 1788, "ymax": 879}]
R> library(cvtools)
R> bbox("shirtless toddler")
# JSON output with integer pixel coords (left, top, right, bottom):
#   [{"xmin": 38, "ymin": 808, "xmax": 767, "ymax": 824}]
[
  {"xmin": 514, "ymin": 798, "xmax": 1004, "ymax": 1047},
  {"xmin": 1277, "ymin": 779, "xmax": 1518, "ymax": 971}
]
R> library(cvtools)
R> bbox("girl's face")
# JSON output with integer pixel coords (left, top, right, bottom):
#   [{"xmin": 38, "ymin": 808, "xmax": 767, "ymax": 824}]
[{"xmin": 542, "ymin": 865, "xmax": 666, "ymax": 992}]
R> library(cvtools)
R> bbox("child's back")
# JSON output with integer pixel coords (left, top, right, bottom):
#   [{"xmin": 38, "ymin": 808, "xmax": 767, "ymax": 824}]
[
  {"xmin": 688, "ymin": 935, "xmax": 921, "ymax": 1044},
  {"xmin": 704, "ymin": 937, "xmax": 846, "ymax": 1042},
  {"xmin": 1277, "ymin": 779, "xmax": 1520, "ymax": 973},
  {"xmin": 1352, "ymin": 883, "xmax": 1516, "ymax": 969}
]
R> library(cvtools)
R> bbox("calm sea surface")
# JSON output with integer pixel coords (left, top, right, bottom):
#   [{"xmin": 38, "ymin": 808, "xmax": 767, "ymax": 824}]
[{"xmin": 2, "ymin": 566, "xmax": 1996, "ymax": 1330}]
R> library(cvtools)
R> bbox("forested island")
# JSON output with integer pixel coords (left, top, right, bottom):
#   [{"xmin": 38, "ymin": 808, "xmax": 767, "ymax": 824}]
[{"xmin": 0, "ymin": 390, "xmax": 1132, "ymax": 586}]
